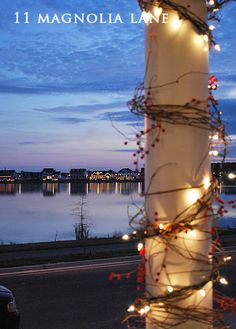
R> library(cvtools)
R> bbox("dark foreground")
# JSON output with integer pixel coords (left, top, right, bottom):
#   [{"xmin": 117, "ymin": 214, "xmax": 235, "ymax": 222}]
[
  {"xmin": 0, "ymin": 257, "xmax": 137, "ymax": 329},
  {"xmin": 0, "ymin": 253, "xmax": 236, "ymax": 329}
]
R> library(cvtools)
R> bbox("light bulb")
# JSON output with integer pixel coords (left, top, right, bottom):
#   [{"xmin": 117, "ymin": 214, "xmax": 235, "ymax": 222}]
[
  {"xmin": 187, "ymin": 190, "xmax": 200, "ymax": 204},
  {"xmin": 203, "ymin": 35, "xmax": 209, "ymax": 42},
  {"xmin": 199, "ymin": 289, "xmax": 206, "ymax": 297},
  {"xmin": 167, "ymin": 286, "xmax": 173, "ymax": 293},
  {"xmin": 144, "ymin": 305, "xmax": 150, "ymax": 313},
  {"xmin": 137, "ymin": 243, "xmax": 144, "ymax": 251},
  {"xmin": 220, "ymin": 277, "xmax": 228, "ymax": 285},
  {"xmin": 171, "ymin": 17, "xmax": 182, "ymax": 30},
  {"xmin": 139, "ymin": 308, "xmax": 145, "ymax": 316},
  {"xmin": 214, "ymin": 44, "xmax": 221, "ymax": 51},
  {"xmin": 128, "ymin": 305, "xmax": 135, "ymax": 312},
  {"xmin": 212, "ymin": 134, "xmax": 219, "ymax": 141},
  {"xmin": 223, "ymin": 256, "xmax": 232, "ymax": 262},
  {"xmin": 203, "ymin": 177, "xmax": 211, "ymax": 190},
  {"xmin": 228, "ymin": 173, "xmax": 236, "ymax": 180},
  {"xmin": 122, "ymin": 234, "xmax": 129, "ymax": 241},
  {"xmin": 153, "ymin": 6, "xmax": 163, "ymax": 18}
]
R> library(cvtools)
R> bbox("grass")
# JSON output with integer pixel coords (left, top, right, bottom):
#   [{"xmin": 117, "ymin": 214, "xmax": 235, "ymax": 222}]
[
  {"xmin": 0, "ymin": 248, "xmax": 137, "ymax": 268},
  {"xmin": 0, "ymin": 237, "xmax": 134, "ymax": 253}
]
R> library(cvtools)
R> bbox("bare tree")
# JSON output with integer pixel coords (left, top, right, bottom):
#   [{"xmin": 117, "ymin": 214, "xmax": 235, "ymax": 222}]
[{"xmin": 73, "ymin": 195, "xmax": 90, "ymax": 240}]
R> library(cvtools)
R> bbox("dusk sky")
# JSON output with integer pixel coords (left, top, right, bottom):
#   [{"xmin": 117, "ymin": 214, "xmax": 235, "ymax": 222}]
[{"xmin": 0, "ymin": 0, "xmax": 236, "ymax": 171}]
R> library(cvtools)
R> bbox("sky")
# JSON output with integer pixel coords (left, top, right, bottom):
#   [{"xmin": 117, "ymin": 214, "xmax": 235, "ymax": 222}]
[{"xmin": 0, "ymin": 0, "xmax": 235, "ymax": 171}]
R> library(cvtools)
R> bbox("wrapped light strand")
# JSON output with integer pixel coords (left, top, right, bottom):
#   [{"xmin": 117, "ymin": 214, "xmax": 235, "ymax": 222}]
[{"xmin": 118, "ymin": 0, "xmax": 235, "ymax": 328}]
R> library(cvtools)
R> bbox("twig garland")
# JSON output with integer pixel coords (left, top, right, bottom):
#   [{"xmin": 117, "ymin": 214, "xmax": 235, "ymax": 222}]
[{"xmin": 112, "ymin": 1, "xmax": 236, "ymax": 329}]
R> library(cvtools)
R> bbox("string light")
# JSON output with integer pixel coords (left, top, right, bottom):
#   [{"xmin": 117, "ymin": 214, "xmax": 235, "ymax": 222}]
[
  {"xmin": 153, "ymin": 6, "xmax": 163, "ymax": 18},
  {"xmin": 137, "ymin": 242, "xmax": 144, "ymax": 251},
  {"xmin": 219, "ymin": 277, "xmax": 228, "ymax": 285},
  {"xmin": 122, "ymin": 234, "xmax": 130, "ymax": 240},
  {"xmin": 127, "ymin": 305, "xmax": 135, "ymax": 312},
  {"xmin": 199, "ymin": 289, "xmax": 206, "ymax": 297},
  {"xmin": 171, "ymin": 16, "xmax": 183, "ymax": 30},
  {"xmin": 167, "ymin": 286, "xmax": 174, "ymax": 293},
  {"xmin": 119, "ymin": 1, "xmax": 235, "ymax": 328}
]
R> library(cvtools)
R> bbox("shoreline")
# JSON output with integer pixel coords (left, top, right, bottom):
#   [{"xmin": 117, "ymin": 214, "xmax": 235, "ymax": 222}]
[{"xmin": 0, "ymin": 231, "xmax": 235, "ymax": 268}]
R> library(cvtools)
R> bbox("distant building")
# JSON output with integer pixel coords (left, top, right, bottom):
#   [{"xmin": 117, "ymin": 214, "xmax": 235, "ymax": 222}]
[
  {"xmin": 0, "ymin": 170, "xmax": 17, "ymax": 182},
  {"xmin": 20, "ymin": 171, "xmax": 42, "ymax": 181},
  {"xmin": 117, "ymin": 168, "xmax": 136, "ymax": 181},
  {"xmin": 60, "ymin": 172, "xmax": 69, "ymax": 182},
  {"xmin": 70, "ymin": 169, "xmax": 88, "ymax": 180},
  {"xmin": 41, "ymin": 168, "xmax": 60, "ymax": 182},
  {"xmin": 90, "ymin": 171, "xmax": 112, "ymax": 181},
  {"xmin": 212, "ymin": 162, "xmax": 236, "ymax": 181}
]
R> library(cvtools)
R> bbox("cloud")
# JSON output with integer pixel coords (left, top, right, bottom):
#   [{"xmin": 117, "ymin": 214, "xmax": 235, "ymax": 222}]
[
  {"xmin": 99, "ymin": 110, "xmax": 143, "ymax": 123},
  {"xmin": 34, "ymin": 101, "xmax": 126, "ymax": 113},
  {"xmin": 55, "ymin": 117, "xmax": 89, "ymax": 124},
  {"xmin": 112, "ymin": 148, "xmax": 137, "ymax": 153}
]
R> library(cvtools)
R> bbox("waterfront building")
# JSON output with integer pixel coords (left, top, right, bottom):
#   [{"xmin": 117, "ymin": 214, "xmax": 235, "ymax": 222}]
[
  {"xmin": 70, "ymin": 169, "xmax": 88, "ymax": 180},
  {"xmin": 89, "ymin": 171, "xmax": 112, "ymax": 181},
  {"xmin": 20, "ymin": 171, "xmax": 42, "ymax": 181},
  {"xmin": 41, "ymin": 168, "xmax": 60, "ymax": 182},
  {"xmin": 117, "ymin": 168, "xmax": 136, "ymax": 181},
  {"xmin": 0, "ymin": 170, "xmax": 17, "ymax": 182}
]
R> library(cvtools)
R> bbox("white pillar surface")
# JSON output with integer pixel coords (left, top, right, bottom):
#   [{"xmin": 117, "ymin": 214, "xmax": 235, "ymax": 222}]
[{"xmin": 144, "ymin": 1, "xmax": 212, "ymax": 328}]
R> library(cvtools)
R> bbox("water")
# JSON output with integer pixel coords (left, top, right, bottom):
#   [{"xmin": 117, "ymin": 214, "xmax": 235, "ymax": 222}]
[
  {"xmin": 0, "ymin": 182, "xmax": 235, "ymax": 244},
  {"xmin": 0, "ymin": 182, "xmax": 143, "ymax": 244}
]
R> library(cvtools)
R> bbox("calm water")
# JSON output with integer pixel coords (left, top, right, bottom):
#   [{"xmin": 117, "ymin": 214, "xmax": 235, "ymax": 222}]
[
  {"xmin": 0, "ymin": 182, "xmax": 144, "ymax": 244},
  {"xmin": 0, "ymin": 182, "xmax": 235, "ymax": 244}
]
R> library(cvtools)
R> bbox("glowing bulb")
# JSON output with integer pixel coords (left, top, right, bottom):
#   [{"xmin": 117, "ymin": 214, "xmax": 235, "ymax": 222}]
[
  {"xmin": 133, "ymin": 231, "xmax": 137, "ymax": 235},
  {"xmin": 122, "ymin": 234, "xmax": 130, "ymax": 241},
  {"xmin": 137, "ymin": 243, "xmax": 144, "ymax": 252},
  {"xmin": 189, "ymin": 230, "xmax": 197, "ymax": 238},
  {"xmin": 203, "ymin": 34, "xmax": 209, "ymax": 42},
  {"xmin": 139, "ymin": 308, "xmax": 145, "ymax": 315},
  {"xmin": 171, "ymin": 17, "xmax": 182, "ymax": 30},
  {"xmin": 167, "ymin": 286, "xmax": 173, "ymax": 293},
  {"xmin": 159, "ymin": 223, "xmax": 164, "ymax": 230},
  {"xmin": 214, "ymin": 44, "xmax": 221, "ymax": 51},
  {"xmin": 212, "ymin": 134, "xmax": 219, "ymax": 141},
  {"xmin": 209, "ymin": 25, "xmax": 216, "ymax": 31},
  {"xmin": 223, "ymin": 256, "xmax": 232, "ymax": 262},
  {"xmin": 199, "ymin": 289, "xmax": 206, "ymax": 297},
  {"xmin": 209, "ymin": 150, "xmax": 219, "ymax": 156},
  {"xmin": 228, "ymin": 173, "xmax": 236, "ymax": 180},
  {"xmin": 153, "ymin": 6, "xmax": 163, "ymax": 18},
  {"xmin": 209, "ymin": 0, "xmax": 215, "ymax": 5},
  {"xmin": 187, "ymin": 190, "xmax": 200, "ymax": 204},
  {"xmin": 128, "ymin": 305, "xmax": 135, "ymax": 312},
  {"xmin": 220, "ymin": 277, "xmax": 228, "ymax": 285},
  {"xmin": 203, "ymin": 177, "xmax": 211, "ymax": 190},
  {"xmin": 144, "ymin": 305, "xmax": 150, "ymax": 313}
]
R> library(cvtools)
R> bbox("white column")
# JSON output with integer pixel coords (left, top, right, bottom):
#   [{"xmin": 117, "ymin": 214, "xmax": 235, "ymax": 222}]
[{"xmin": 144, "ymin": 1, "xmax": 212, "ymax": 328}]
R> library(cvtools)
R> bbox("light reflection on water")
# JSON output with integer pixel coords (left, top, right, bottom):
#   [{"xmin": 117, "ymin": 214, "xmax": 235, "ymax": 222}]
[
  {"xmin": 0, "ymin": 182, "xmax": 144, "ymax": 244},
  {"xmin": 0, "ymin": 182, "xmax": 235, "ymax": 244}
]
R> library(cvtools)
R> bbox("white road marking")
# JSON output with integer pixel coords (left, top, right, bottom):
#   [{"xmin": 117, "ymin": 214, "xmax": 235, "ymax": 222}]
[{"xmin": 0, "ymin": 259, "xmax": 140, "ymax": 277}]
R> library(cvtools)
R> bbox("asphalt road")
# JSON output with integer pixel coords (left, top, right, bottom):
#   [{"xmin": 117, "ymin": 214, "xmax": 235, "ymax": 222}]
[
  {"xmin": 0, "ymin": 257, "xmax": 138, "ymax": 329},
  {"xmin": 0, "ymin": 253, "xmax": 236, "ymax": 329}
]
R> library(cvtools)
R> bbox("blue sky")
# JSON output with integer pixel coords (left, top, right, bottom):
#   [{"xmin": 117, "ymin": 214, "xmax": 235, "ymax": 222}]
[{"xmin": 0, "ymin": 0, "xmax": 235, "ymax": 171}]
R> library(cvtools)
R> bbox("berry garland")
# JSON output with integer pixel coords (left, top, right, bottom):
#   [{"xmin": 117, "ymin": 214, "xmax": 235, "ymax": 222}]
[{"xmin": 110, "ymin": 1, "xmax": 236, "ymax": 328}]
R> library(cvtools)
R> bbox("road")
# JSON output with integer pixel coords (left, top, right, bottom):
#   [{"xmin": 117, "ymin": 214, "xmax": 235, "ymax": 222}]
[
  {"xmin": 0, "ymin": 257, "xmax": 139, "ymax": 329},
  {"xmin": 0, "ymin": 253, "xmax": 236, "ymax": 329}
]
